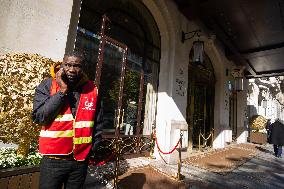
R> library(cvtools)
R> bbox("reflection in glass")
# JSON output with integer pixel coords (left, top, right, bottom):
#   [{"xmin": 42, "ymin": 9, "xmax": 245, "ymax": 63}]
[
  {"xmin": 100, "ymin": 42, "xmax": 125, "ymax": 132},
  {"xmin": 75, "ymin": 27, "xmax": 100, "ymax": 81},
  {"xmin": 142, "ymin": 59, "xmax": 159, "ymax": 136},
  {"xmin": 75, "ymin": 26, "xmax": 160, "ymax": 137},
  {"xmin": 121, "ymin": 66, "xmax": 141, "ymax": 135}
]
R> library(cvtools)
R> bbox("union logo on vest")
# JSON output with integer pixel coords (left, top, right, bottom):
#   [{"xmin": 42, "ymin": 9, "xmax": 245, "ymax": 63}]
[{"xmin": 82, "ymin": 97, "xmax": 96, "ymax": 111}]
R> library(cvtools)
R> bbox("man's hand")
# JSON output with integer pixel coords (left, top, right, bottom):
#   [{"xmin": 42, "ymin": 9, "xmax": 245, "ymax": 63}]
[{"xmin": 56, "ymin": 68, "xmax": 68, "ymax": 94}]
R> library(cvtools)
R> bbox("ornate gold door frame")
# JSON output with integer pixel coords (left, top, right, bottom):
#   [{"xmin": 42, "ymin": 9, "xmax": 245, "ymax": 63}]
[{"xmin": 187, "ymin": 60, "xmax": 215, "ymax": 151}]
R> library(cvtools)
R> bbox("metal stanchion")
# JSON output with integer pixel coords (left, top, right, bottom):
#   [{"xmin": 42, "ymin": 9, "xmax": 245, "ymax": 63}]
[
  {"xmin": 154, "ymin": 126, "xmax": 186, "ymax": 181},
  {"xmin": 199, "ymin": 133, "xmax": 201, "ymax": 151},
  {"xmin": 113, "ymin": 108, "xmax": 121, "ymax": 189},
  {"xmin": 177, "ymin": 130, "xmax": 184, "ymax": 180},
  {"xmin": 149, "ymin": 124, "xmax": 156, "ymax": 159},
  {"xmin": 113, "ymin": 140, "xmax": 120, "ymax": 189},
  {"xmin": 199, "ymin": 132, "xmax": 213, "ymax": 151},
  {"xmin": 211, "ymin": 129, "xmax": 214, "ymax": 147}
]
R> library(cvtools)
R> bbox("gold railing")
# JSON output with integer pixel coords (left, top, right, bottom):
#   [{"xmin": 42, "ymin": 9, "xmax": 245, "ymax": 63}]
[{"xmin": 198, "ymin": 129, "xmax": 214, "ymax": 151}]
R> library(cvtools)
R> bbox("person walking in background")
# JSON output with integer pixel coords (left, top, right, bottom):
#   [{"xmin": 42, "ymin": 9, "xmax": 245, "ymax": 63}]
[
  {"xmin": 32, "ymin": 51, "xmax": 103, "ymax": 189},
  {"xmin": 269, "ymin": 119, "xmax": 284, "ymax": 158},
  {"xmin": 266, "ymin": 119, "xmax": 272, "ymax": 144},
  {"xmin": 124, "ymin": 99, "xmax": 137, "ymax": 135}
]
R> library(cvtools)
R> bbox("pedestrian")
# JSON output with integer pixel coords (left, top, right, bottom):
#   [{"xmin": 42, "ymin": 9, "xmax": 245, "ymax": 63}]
[
  {"xmin": 32, "ymin": 51, "xmax": 103, "ymax": 189},
  {"xmin": 266, "ymin": 119, "xmax": 272, "ymax": 144},
  {"xmin": 124, "ymin": 99, "xmax": 137, "ymax": 135},
  {"xmin": 269, "ymin": 119, "xmax": 284, "ymax": 158}
]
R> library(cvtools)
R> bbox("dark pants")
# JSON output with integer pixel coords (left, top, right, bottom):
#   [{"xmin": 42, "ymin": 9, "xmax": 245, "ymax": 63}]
[
  {"xmin": 40, "ymin": 157, "xmax": 88, "ymax": 189},
  {"xmin": 273, "ymin": 144, "xmax": 283, "ymax": 157}
]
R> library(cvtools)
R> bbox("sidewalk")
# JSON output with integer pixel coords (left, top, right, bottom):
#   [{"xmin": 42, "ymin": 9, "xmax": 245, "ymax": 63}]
[{"xmin": 84, "ymin": 143, "xmax": 284, "ymax": 189}]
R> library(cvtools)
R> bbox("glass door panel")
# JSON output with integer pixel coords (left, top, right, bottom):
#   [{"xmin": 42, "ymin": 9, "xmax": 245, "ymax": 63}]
[
  {"xmin": 99, "ymin": 42, "xmax": 126, "ymax": 133},
  {"xmin": 120, "ymin": 67, "xmax": 140, "ymax": 135},
  {"xmin": 142, "ymin": 59, "xmax": 159, "ymax": 136},
  {"xmin": 75, "ymin": 27, "xmax": 100, "ymax": 81},
  {"xmin": 192, "ymin": 85, "xmax": 206, "ymax": 146}
]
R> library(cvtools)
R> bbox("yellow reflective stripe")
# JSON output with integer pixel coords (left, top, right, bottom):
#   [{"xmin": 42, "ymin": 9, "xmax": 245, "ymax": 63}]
[
  {"xmin": 40, "ymin": 130, "xmax": 74, "ymax": 138},
  {"xmin": 55, "ymin": 114, "xmax": 74, "ymax": 121},
  {"xmin": 73, "ymin": 137, "xmax": 92, "ymax": 144},
  {"xmin": 74, "ymin": 121, "xmax": 94, "ymax": 128}
]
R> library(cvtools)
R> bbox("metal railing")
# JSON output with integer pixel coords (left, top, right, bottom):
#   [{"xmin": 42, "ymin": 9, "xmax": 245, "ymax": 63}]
[{"xmin": 198, "ymin": 129, "xmax": 214, "ymax": 151}]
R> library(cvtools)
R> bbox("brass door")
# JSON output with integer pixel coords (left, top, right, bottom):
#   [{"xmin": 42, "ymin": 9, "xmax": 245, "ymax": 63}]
[
  {"xmin": 190, "ymin": 84, "xmax": 214, "ymax": 147},
  {"xmin": 192, "ymin": 85, "xmax": 206, "ymax": 146},
  {"xmin": 187, "ymin": 57, "xmax": 215, "ymax": 150}
]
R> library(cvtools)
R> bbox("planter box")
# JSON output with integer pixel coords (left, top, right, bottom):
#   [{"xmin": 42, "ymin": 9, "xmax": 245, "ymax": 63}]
[
  {"xmin": 250, "ymin": 132, "xmax": 267, "ymax": 144},
  {"xmin": 0, "ymin": 166, "xmax": 40, "ymax": 189}
]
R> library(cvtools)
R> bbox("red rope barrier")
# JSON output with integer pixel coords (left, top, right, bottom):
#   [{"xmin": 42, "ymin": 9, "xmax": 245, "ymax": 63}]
[
  {"xmin": 155, "ymin": 134, "xmax": 180, "ymax": 155},
  {"xmin": 89, "ymin": 131, "xmax": 180, "ymax": 165},
  {"xmin": 95, "ymin": 152, "xmax": 116, "ymax": 166}
]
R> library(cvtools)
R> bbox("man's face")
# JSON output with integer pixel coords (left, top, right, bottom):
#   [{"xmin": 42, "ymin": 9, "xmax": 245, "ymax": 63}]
[{"xmin": 62, "ymin": 56, "xmax": 83, "ymax": 84}]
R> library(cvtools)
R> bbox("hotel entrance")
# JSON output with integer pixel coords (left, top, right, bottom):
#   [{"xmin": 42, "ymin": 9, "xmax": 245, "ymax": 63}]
[{"xmin": 187, "ymin": 51, "xmax": 215, "ymax": 151}]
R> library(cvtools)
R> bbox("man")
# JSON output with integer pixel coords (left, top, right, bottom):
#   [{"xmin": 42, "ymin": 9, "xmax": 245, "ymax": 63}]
[
  {"xmin": 266, "ymin": 119, "xmax": 272, "ymax": 143},
  {"xmin": 32, "ymin": 51, "xmax": 103, "ymax": 189},
  {"xmin": 269, "ymin": 119, "xmax": 284, "ymax": 158}
]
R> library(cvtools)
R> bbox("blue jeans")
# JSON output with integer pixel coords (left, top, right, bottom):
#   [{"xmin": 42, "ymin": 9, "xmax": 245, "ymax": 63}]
[
  {"xmin": 273, "ymin": 145, "xmax": 282, "ymax": 157},
  {"xmin": 40, "ymin": 157, "xmax": 88, "ymax": 189}
]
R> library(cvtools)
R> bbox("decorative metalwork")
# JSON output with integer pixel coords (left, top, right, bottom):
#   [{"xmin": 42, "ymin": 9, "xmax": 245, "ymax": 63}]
[
  {"xmin": 94, "ymin": 135, "xmax": 152, "ymax": 188},
  {"xmin": 149, "ymin": 123, "xmax": 156, "ymax": 159},
  {"xmin": 95, "ymin": 15, "xmax": 109, "ymax": 89},
  {"xmin": 181, "ymin": 29, "xmax": 201, "ymax": 43}
]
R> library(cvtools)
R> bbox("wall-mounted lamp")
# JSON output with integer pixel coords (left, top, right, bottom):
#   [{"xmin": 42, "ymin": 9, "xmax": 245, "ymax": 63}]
[
  {"xmin": 183, "ymin": 29, "xmax": 204, "ymax": 64},
  {"xmin": 193, "ymin": 40, "xmax": 204, "ymax": 64},
  {"xmin": 231, "ymin": 68, "xmax": 244, "ymax": 92},
  {"xmin": 234, "ymin": 77, "xmax": 244, "ymax": 92},
  {"xmin": 181, "ymin": 29, "xmax": 201, "ymax": 43},
  {"xmin": 228, "ymin": 80, "xmax": 233, "ymax": 92},
  {"xmin": 263, "ymin": 99, "xmax": 267, "ymax": 109}
]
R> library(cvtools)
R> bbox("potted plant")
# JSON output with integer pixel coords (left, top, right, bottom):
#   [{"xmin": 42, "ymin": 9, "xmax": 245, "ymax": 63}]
[{"xmin": 249, "ymin": 115, "xmax": 267, "ymax": 144}]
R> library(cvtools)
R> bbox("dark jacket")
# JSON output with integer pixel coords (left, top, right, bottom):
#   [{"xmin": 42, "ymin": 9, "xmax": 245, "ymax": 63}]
[
  {"xmin": 125, "ymin": 103, "xmax": 137, "ymax": 125},
  {"xmin": 32, "ymin": 78, "xmax": 103, "ymax": 153},
  {"xmin": 270, "ymin": 120, "xmax": 284, "ymax": 145}
]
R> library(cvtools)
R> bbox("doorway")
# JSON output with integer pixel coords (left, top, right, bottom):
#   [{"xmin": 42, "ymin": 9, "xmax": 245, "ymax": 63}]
[
  {"xmin": 229, "ymin": 91, "xmax": 238, "ymax": 140},
  {"xmin": 187, "ymin": 51, "xmax": 215, "ymax": 150}
]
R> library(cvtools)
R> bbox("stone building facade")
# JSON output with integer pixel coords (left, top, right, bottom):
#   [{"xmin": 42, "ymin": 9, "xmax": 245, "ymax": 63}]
[
  {"xmin": 247, "ymin": 77, "xmax": 284, "ymax": 124},
  {"xmin": 0, "ymin": 0, "xmax": 250, "ymax": 161}
]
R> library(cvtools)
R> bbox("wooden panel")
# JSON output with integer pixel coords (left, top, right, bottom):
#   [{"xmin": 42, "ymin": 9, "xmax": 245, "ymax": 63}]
[
  {"xmin": 30, "ymin": 172, "xmax": 40, "ymax": 189},
  {"xmin": 7, "ymin": 176, "xmax": 21, "ymax": 189},
  {"xmin": 0, "ymin": 178, "xmax": 9, "ymax": 189},
  {"xmin": 19, "ymin": 174, "xmax": 30, "ymax": 189},
  {"xmin": 0, "ymin": 166, "xmax": 40, "ymax": 189},
  {"xmin": 0, "ymin": 166, "xmax": 39, "ymax": 178}
]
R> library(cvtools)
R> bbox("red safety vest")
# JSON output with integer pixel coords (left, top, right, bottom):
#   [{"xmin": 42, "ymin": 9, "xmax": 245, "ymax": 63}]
[{"xmin": 39, "ymin": 79, "xmax": 98, "ymax": 161}]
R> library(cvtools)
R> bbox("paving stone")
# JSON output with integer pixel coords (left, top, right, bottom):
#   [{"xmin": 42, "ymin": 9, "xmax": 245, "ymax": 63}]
[{"xmin": 84, "ymin": 144, "xmax": 284, "ymax": 189}]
